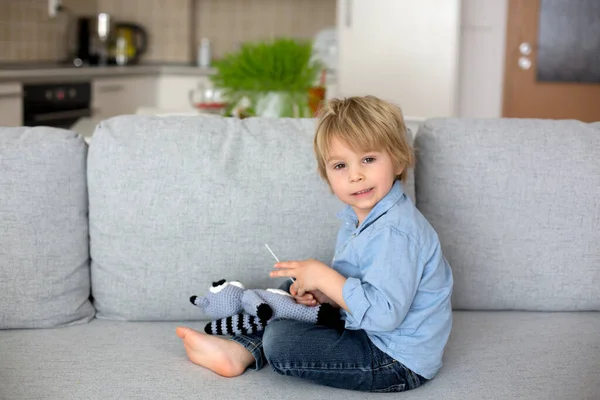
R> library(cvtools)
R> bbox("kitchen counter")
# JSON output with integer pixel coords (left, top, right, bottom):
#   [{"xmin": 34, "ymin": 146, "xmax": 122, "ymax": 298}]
[{"xmin": 0, "ymin": 64, "xmax": 215, "ymax": 83}]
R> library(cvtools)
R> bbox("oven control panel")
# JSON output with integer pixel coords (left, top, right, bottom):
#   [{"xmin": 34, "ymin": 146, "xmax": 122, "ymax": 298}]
[
  {"xmin": 22, "ymin": 81, "xmax": 92, "ymax": 128},
  {"xmin": 24, "ymin": 82, "xmax": 91, "ymax": 106}
]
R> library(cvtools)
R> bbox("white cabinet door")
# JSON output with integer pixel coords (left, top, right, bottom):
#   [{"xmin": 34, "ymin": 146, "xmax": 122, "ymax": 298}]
[
  {"xmin": 0, "ymin": 83, "xmax": 23, "ymax": 127},
  {"xmin": 336, "ymin": 0, "xmax": 461, "ymax": 119},
  {"xmin": 92, "ymin": 76, "xmax": 157, "ymax": 119},
  {"xmin": 155, "ymin": 75, "xmax": 211, "ymax": 111}
]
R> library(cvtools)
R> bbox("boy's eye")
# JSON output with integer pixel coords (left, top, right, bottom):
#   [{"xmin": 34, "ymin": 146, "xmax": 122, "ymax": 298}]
[
  {"xmin": 333, "ymin": 163, "xmax": 345, "ymax": 170},
  {"xmin": 363, "ymin": 157, "xmax": 376, "ymax": 164}
]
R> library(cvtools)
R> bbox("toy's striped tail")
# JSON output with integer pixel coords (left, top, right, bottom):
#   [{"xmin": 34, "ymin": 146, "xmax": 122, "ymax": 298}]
[{"xmin": 204, "ymin": 313, "xmax": 267, "ymax": 336}]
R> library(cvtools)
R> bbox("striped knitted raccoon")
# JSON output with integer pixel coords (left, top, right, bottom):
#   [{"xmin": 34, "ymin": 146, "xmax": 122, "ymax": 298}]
[{"xmin": 190, "ymin": 279, "xmax": 343, "ymax": 336}]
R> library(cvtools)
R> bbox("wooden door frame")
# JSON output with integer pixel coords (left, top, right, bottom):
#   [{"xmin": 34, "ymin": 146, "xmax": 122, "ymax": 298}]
[
  {"xmin": 502, "ymin": 0, "xmax": 540, "ymax": 118},
  {"xmin": 502, "ymin": 0, "xmax": 600, "ymax": 121}
]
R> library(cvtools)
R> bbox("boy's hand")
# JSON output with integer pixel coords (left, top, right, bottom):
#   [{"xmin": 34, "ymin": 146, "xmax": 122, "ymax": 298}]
[
  {"xmin": 291, "ymin": 288, "xmax": 339, "ymax": 308},
  {"xmin": 310, "ymin": 289, "xmax": 339, "ymax": 307},
  {"xmin": 271, "ymin": 258, "xmax": 348, "ymax": 312},
  {"xmin": 290, "ymin": 287, "xmax": 318, "ymax": 307},
  {"xmin": 270, "ymin": 258, "xmax": 328, "ymax": 296}
]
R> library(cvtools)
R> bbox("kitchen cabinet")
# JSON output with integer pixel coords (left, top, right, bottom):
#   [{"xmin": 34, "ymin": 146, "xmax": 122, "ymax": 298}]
[
  {"xmin": 336, "ymin": 0, "xmax": 461, "ymax": 119},
  {"xmin": 0, "ymin": 83, "xmax": 23, "ymax": 127},
  {"xmin": 92, "ymin": 76, "xmax": 157, "ymax": 119},
  {"xmin": 155, "ymin": 75, "xmax": 212, "ymax": 111}
]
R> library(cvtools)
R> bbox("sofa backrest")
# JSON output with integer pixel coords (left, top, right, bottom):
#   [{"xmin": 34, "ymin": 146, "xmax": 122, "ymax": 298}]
[
  {"xmin": 6, "ymin": 115, "xmax": 595, "ymax": 324},
  {"xmin": 86, "ymin": 115, "xmax": 351, "ymax": 321},
  {"xmin": 0, "ymin": 116, "xmax": 416, "ymax": 325},
  {"xmin": 414, "ymin": 118, "xmax": 600, "ymax": 311},
  {"xmin": 0, "ymin": 127, "xmax": 95, "ymax": 329}
]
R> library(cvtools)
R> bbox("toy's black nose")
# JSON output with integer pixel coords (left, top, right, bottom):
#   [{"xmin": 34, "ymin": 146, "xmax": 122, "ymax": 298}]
[{"xmin": 190, "ymin": 296, "xmax": 197, "ymax": 305}]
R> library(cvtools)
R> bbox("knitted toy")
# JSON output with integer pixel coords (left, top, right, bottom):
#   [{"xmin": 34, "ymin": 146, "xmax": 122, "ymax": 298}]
[{"xmin": 190, "ymin": 279, "xmax": 344, "ymax": 335}]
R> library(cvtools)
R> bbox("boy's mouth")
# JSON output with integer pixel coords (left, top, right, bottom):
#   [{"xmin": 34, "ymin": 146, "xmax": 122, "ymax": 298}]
[{"xmin": 352, "ymin": 188, "xmax": 373, "ymax": 196}]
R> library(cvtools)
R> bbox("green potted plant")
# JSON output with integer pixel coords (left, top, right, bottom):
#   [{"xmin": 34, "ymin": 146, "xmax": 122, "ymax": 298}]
[{"xmin": 209, "ymin": 38, "xmax": 323, "ymax": 118}]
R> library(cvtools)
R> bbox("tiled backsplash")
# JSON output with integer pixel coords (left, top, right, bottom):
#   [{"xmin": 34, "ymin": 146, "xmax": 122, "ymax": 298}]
[
  {"xmin": 97, "ymin": 0, "xmax": 193, "ymax": 63},
  {"xmin": 0, "ymin": 0, "xmax": 97, "ymax": 63},
  {"xmin": 0, "ymin": 0, "xmax": 336, "ymax": 64},
  {"xmin": 195, "ymin": 0, "xmax": 337, "ymax": 60}
]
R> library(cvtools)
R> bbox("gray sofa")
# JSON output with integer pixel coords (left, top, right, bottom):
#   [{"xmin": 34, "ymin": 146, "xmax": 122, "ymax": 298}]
[{"xmin": 1, "ymin": 115, "xmax": 598, "ymax": 400}]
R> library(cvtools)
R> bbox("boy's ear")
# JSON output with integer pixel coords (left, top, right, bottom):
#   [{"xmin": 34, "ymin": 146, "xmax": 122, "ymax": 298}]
[{"xmin": 395, "ymin": 163, "xmax": 406, "ymax": 178}]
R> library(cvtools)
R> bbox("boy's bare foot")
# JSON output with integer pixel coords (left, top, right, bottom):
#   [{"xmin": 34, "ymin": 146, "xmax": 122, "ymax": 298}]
[{"xmin": 176, "ymin": 326, "xmax": 254, "ymax": 377}]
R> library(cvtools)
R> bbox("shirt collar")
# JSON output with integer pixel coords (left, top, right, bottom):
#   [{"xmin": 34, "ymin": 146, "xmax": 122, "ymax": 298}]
[{"xmin": 336, "ymin": 180, "xmax": 405, "ymax": 230}]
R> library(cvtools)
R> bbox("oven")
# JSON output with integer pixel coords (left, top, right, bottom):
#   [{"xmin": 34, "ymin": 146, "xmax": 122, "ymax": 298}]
[{"xmin": 23, "ymin": 82, "xmax": 92, "ymax": 129}]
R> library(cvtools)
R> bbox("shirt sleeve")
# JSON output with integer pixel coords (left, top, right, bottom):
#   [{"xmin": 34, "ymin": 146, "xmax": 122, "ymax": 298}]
[{"xmin": 342, "ymin": 227, "xmax": 421, "ymax": 332}]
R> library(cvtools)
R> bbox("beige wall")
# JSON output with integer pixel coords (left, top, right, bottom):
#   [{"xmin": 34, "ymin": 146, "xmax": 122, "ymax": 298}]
[{"xmin": 0, "ymin": 0, "xmax": 336, "ymax": 64}]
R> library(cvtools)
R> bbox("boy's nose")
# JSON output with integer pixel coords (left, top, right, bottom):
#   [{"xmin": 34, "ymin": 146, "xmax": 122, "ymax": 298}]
[{"xmin": 349, "ymin": 168, "xmax": 364, "ymax": 183}]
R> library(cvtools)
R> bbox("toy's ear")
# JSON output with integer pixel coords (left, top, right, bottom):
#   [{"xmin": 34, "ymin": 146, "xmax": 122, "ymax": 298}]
[
  {"xmin": 212, "ymin": 279, "xmax": 226, "ymax": 287},
  {"xmin": 229, "ymin": 281, "xmax": 245, "ymax": 289}
]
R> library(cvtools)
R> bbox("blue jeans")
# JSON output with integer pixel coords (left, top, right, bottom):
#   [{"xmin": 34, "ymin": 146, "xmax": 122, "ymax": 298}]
[{"xmin": 229, "ymin": 319, "xmax": 428, "ymax": 392}]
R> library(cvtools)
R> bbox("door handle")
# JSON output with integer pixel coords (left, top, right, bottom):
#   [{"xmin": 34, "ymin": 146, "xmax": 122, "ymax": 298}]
[
  {"xmin": 518, "ymin": 57, "xmax": 532, "ymax": 70},
  {"xmin": 519, "ymin": 42, "xmax": 532, "ymax": 55},
  {"xmin": 518, "ymin": 42, "xmax": 533, "ymax": 70}
]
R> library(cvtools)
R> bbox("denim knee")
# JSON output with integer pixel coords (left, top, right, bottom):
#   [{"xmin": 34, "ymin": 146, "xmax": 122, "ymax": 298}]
[
  {"xmin": 262, "ymin": 319, "xmax": 301, "ymax": 369},
  {"xmin": 262, "ymin": 319, "xmax": 283, "ymax": 363}
]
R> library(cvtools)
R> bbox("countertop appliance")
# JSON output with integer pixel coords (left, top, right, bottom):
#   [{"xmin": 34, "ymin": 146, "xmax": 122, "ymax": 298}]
[
  {"xmin": 111, "ymin": 23, "xmax": 148, "ymax": 65},
  {"xmin": 71, "ymin": 14, "xmax": 147, "ymax": 67},
  {"xmin": 73, "ymin": 14, "xmax": 112, "ymax": 67},
  {"xmin": 23, "ymin": 82, "xmax": 92, "ymax": 129}
]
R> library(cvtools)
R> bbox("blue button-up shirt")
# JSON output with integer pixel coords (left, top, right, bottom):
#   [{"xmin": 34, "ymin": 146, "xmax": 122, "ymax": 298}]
[{"xmin": 332, "ymin": 180, "xmax": 453, "ymax": 379}]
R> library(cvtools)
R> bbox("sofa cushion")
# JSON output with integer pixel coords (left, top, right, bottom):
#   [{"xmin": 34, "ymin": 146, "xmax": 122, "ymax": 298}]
[
  {"xmin": 0, "ymin": 127, "xmax": 94, "ymax": 329},
  {"xmin": 403, "ymin": 127, "xmax": 416, "ymax": 204},
  {"xmin": 415, "ymin": 118, "xmax": 600, "ymax": 311},
  {"xmin": 1, "ymin": 312, "xmax": 598, "ymax": 399},
  {"xmin": 87, "ymin": 115, "xmax": 347, "ymax": 321}
]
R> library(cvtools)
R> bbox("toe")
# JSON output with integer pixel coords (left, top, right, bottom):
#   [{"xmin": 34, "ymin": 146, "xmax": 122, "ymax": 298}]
[{"xmin": 176, "ymin": 326, "xmax": 190, "ymax": 339}]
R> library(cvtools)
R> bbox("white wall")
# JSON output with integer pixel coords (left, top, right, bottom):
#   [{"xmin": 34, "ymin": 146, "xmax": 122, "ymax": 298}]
[
  {"xmin": 336, "ymin": 0, "xmax": 461, "ymax": 121},
  {"xmin": 334, "ymin": 0, "xmax": 509, "ymax": 119},
  {"xmin": 458, "ymin": 0, "xmax": 508, "ymax": 118}
]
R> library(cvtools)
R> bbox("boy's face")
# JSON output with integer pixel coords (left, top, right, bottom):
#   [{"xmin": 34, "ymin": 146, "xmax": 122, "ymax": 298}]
[{"xmin": 325, "ymin": 138, "xmax": 402, "ymax": 225}]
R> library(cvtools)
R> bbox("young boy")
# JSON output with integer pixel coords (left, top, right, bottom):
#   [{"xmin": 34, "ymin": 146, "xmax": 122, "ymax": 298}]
[{"xmin": 176, "ymin": 96, "xmax": 453, "ymax": 392}]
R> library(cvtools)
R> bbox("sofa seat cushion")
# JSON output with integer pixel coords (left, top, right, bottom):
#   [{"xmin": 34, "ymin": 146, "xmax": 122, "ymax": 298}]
[{"xmin": 1, "ymin": 311, "xmax": 598, "ymax": 399}]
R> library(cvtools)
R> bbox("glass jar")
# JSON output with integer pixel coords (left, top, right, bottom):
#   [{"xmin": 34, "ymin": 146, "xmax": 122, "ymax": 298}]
[{"xmin": 188, "ymin": 83, "xmax": 226, "ymax": 115}]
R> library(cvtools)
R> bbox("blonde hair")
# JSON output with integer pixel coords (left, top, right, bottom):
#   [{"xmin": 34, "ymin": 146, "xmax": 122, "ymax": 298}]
[{"xmin": 313, "ymin": 95, "xmax": 414, "ymax": 185}]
